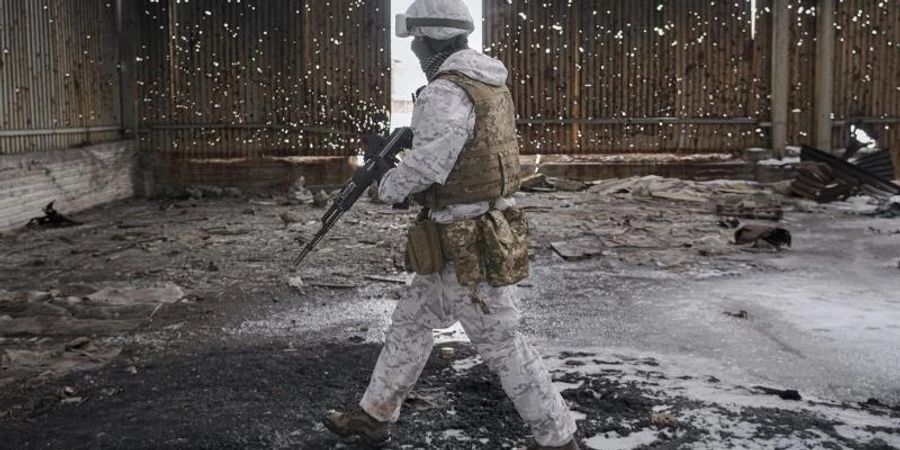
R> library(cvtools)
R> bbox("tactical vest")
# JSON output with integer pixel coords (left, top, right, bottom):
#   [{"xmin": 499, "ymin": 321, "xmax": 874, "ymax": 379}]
[{"xmin": 417, "ymin": 71, "xmax": 520, "ymax": 210}]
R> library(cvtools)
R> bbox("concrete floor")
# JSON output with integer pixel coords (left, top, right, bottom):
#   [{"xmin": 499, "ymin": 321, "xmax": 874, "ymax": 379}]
[{"xmin": 1, "ymin": 187, "xmax": 898, "ymax": 449}]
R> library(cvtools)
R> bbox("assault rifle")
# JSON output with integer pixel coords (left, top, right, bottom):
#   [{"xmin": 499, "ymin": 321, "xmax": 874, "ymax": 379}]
[{"xmin": 292, "ymin": 127, "xmax": 414, "ymax": 268}]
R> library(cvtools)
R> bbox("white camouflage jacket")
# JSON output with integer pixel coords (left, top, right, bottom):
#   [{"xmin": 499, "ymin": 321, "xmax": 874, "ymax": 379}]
[{"xmin": 378, "ymin": 49, "xmax": 515, "ymax": 224}]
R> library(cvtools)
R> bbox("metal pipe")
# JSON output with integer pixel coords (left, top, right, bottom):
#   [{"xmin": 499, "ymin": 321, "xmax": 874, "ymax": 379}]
[
  {"xmin": 137, "ymin": 124, "xmax": 359, "ymax": 135},
  {"xmin": 832, "ymin": 117, "xmax": 900, "ymax": 126},
  {"xmin": 0, "ymin": 126, "xmax": 122, "ymax": 137},
  {"xmin": 770, "ymin": 0, "xmax": 791, "ymax": 158},
  {"xmin": 814, "ymin": 0, "xmax": 836, "ymax": 153},
  {"xmin": 518, "ymin": 117, "xmax": 761, "ymax": 126}
]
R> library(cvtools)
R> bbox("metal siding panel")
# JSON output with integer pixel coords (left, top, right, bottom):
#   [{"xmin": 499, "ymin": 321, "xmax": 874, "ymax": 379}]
[
  {"xmin": 135, "ymin": 0, "xmax": 390, "ymax": 162},
  {"xmin": 0, "ymin": 0, "xmax": 121, "ymax": 155},
  {"xmin": 485, "ymin": 0, "xmax": 771, "ymax": 155}
]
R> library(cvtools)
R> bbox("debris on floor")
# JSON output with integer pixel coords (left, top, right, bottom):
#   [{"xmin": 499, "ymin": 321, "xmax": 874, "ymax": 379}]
[
  {"xmin": 734, "ymin": 225, "xmax": 791, "ymax": 249},
  {"xmin": 790, "ymin": 146, "xmax": 900, "ymax": 203},
  {"xmin": 545, "ymin": 177, "xmax": 588, "ymax": 192},
  {"xmin": 1, "ymin": 337, "xmax": 121, "ymax": 383},
  {"xmin": 0, "ymin": 283, "xmax": 185, "ymax": 382},
  {"xmin": 519, "ymin": 173, "xmax": 547, "ymax": 191},
  {"xmin": 851, "ymin": 148, "xmax": 896, "ymax": 181},
  {"xmin": 723, "ymin": 310, "xmax": 750, "ymax": 319},
  {"xmin": 25, "ymin": 202, "xmax": 80, "ymax": 228},
  {"xmin": 550, "ymin": 236, "xmax": 607, "ymax": 261},
  {"xmin": 716, "ymin": 196, "xmax": 784, "ymax": 221},
  {"xmin": 753, "ymin": 386, "xmax": 803, "ymax": 401}
]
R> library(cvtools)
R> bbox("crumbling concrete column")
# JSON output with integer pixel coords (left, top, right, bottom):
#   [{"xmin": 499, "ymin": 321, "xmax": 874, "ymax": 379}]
[
  {"xmin": 771, "ymin": 0, "xmax": 791, "ymax": 158},
  {"xmin": 814, "ymin": 0, "xmax": 835, "ymax": 153}
]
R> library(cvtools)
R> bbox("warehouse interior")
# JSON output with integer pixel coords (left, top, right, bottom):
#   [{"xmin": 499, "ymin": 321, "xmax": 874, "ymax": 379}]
[{"xmin": 1, "ymin": 1, "xmax": 899, "ymax": 449}]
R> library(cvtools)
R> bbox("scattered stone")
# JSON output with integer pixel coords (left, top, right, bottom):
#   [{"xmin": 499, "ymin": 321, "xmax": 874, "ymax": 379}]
[
  {"xmin": 313, "ymin": 190, "xmax": 330, "ymax": 208},
  {"xmin": 550, "ymin": 236, "xmax": 606, "ymax": 261},
  {"xmin": 224, "ymin": 187, "xmax": 243, "ymax": 197},
  {"xmin": 520, "ymin": 173, "xmax": 547, "ymax": 190},
  {"xmin": 439, "ymin": 347, "xmax": 456, "ymax": 360},
  {"xmin": 735, "ymin": 225, "xmax": 792, "ymax": 249},
  {"xmin": 754, "ymin": 386, "xmax": 802, "ymax": 401},
  {"xmin": 650, "ymin": 412, "xmax": 679, "ymax": 428},
  {"xmin": 185, "ymin": 187, "xmax": 204, "ymax": 199},
  {"xmin": 404, "ymin": 393, "xmax": 438, "ymax": 411},
  {"xmin": 287, "ymin": 276, "xmax": 304, "ymax": 291},
  {"xmin": 58, "ymin": 386, "xmax": 76, "ymax": 399},
  {"xmin": 724, "ymin": 310, "xmax": 749, "ymax": 319},
  {"xmin": 546, "ymin": 177, "xmax": 587, "ymax": 192},
  {"xmin": 279, "ymin": 211, "xmax": 304, "ymax": 225},
  {"xmin": 367, "ymin": 185, "xmax": 384, "ymax": 204},
  {"xmin": 87, "ymin": 283, "xmax": 185, "ymax": 305}
]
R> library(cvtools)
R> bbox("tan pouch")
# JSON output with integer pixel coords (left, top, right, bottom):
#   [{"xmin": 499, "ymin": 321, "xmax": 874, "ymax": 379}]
[
  {"xmin": 405, "ymin": 219, "xmax": 444, "ymax": 275},
  {"xmin": 480, "ymin": 206, "xmax": 530, "ymax": 286}
]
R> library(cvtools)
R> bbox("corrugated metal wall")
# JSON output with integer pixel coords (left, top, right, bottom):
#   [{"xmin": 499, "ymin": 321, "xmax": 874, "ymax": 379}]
[
  {"xmin": 135, "ymin": 0, "xmax": 391, "ymax": 160},
  {"xmin": 832, "ymin": 0, "xmax": 900, "ymax": 152},
  {"xmin": 0, "ymin": 0, "xmax": 122, "ymax": 155},
  {"xmin": 483, "ymin": 0, "xmax": 770, "ymax": 155}
]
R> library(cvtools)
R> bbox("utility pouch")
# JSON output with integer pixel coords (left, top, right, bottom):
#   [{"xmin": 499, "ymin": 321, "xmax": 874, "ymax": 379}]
[
  {"xmin": 405, "ymin": 219, "xmax": 444, "ymax": 275},
  {"xmin": 480, "ymin": 206, "xmax": 530, "ymax": 286},
  {"xmin": 439, "ymin": 219, "xmax": 483, "ymax": 287}
]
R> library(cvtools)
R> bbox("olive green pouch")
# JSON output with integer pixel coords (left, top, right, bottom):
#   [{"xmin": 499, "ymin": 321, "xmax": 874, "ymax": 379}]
[
  {"xmin": 405, "ymin": 219, "xmax": 445, "ymax": 275},
  {"xmin": 480, "ymin": 207, "xmax": 529, "ymax": 286}
]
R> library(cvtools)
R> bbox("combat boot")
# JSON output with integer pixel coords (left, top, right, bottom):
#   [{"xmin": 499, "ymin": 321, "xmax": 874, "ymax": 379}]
[
  {"xmin": 520, "ymin": 439, "xmax": 581, "ymax": 450},
  {"xmin": 323, "ymin": 408, "xmax": 391, "ymax": 446}
]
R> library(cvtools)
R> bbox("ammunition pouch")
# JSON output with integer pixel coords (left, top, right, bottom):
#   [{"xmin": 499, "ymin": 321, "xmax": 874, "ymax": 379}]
[{"xmin": 405, "ymin": 207, "xmax": 530, "ymax": 287}]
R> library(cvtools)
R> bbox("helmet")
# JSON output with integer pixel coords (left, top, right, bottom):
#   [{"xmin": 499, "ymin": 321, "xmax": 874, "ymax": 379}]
[{"xmin": 396, "ymin": 0, "xmax": 475, "ymax": 40}]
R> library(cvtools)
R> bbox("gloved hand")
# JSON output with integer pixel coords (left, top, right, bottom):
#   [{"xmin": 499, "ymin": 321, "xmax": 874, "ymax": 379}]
[
  {"xmin": 369, "ymin": 155, "xmax": 397, "ymax": 182},
  {"xmin": 365, "ymin": 133, "xmax": 399, "ymax": 182}
]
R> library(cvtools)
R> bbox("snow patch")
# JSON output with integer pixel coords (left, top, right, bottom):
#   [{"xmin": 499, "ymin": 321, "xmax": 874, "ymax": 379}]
[{"xmin": 584, "ymin": 429, "xmax": 658, "ymax": 449}]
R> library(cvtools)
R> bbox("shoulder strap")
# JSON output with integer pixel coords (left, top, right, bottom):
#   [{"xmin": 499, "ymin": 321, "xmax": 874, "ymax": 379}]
[{"xmin": 434, "ymin": 71, "xmax": 505, "ymax": 104}]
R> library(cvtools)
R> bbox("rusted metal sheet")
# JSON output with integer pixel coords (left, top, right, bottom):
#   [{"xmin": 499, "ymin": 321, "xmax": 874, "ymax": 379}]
[
  {"xmin": 135, "ymin": 0, "xmax": 391, "ymax": 162},
  {"xmin": 0, "ymin": 0, "xmax": 122, "ymax": 155},
  {"xmin": 483, "ymin": 0, "xmax": 770, "ymax": 155}
]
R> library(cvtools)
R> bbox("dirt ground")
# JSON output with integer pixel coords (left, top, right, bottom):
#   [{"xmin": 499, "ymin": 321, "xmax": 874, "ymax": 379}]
[{"xmin": 1, "ymin": 180, "xmax": 899, "ymax": 449}]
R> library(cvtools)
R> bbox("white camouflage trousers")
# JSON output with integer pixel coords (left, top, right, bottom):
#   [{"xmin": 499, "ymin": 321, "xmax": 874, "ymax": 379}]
[{"xmin": 360, "ymin": 265, "xmax": 577, "ymax": 447}]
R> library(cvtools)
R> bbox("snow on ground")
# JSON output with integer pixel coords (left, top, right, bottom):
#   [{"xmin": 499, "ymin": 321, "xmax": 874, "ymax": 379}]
[{"xmin": 540, "ymin": 348, "xmax": 900, "ymax": 449}]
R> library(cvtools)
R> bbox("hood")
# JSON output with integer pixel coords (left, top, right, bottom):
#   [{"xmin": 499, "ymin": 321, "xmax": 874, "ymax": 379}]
[{"xmin": 437, "ymin": 49, "xmax": 509, "ymax": 87}]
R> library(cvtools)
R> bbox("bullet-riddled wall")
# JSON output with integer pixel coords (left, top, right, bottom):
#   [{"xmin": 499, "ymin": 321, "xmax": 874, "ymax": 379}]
[
  {"xmin": 483, "ymin": 0, "xmax": 900, "ymax": 158},
  {"xmin": 133, "ymin": 0, "xmax": 392, "ymax": 192}
]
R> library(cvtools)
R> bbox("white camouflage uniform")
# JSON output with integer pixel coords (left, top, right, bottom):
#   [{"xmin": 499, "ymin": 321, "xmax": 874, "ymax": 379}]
[{"xmin": 363, "ymin": 49, "xmax": 577, "ymax": 447}]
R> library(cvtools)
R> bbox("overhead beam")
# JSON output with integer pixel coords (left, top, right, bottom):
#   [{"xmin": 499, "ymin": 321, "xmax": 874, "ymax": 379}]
[
  {"xmin": 770, "ymin": 0, "xmax": 791, "ymax": 158},
  {"xmin": 814, "ymin": 0, "xmax": 836, "ymax": 153}
]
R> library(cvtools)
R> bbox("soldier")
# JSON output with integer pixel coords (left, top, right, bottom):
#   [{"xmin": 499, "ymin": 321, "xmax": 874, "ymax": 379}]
[{"xmin": 324, "ymin": 1, "xmax": 579, "ymax": 449}]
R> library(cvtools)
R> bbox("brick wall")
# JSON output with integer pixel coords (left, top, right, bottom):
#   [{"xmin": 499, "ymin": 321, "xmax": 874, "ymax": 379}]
[{"xmin": 0, "ymin": 141, "xmax": 138, "ymax": 231}]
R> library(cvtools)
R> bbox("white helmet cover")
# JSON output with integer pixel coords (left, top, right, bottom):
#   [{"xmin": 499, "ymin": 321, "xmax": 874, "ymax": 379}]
[{"xmin": 396, "ymin": 0, "xmax": 475, "ymax": 40}]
